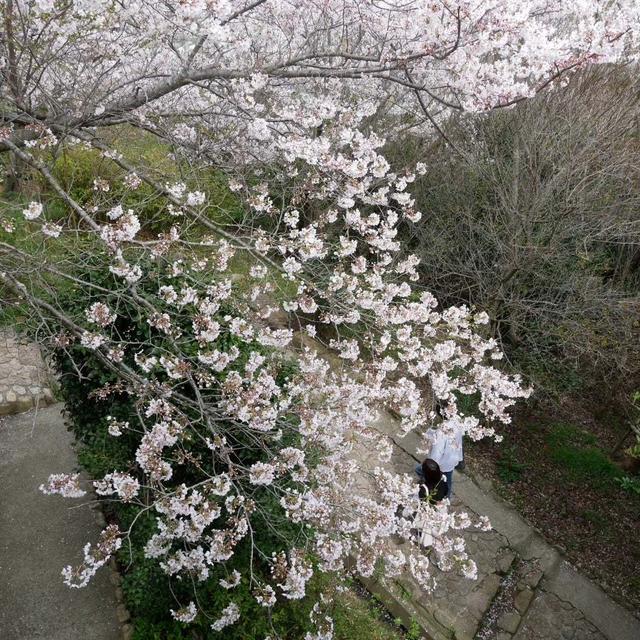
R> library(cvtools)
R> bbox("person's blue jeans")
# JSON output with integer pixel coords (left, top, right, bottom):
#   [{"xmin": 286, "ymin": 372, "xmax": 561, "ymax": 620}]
[
  {"xmin": 444, "ymin": 470, "xmax": 453, "ymax": 499},
  {"xmin": 415, "ymin": 464, "xmax": 453, "ymax": 499}
]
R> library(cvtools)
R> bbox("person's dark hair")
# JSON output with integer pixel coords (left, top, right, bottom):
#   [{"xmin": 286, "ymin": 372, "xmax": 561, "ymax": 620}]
[
  {"xmin": 418, "ymin": 458, "xmax": 446, "ymax": 502},
  {"xmin": 421, "ymin": 458, "xmax": 442, "ymax": 485}
]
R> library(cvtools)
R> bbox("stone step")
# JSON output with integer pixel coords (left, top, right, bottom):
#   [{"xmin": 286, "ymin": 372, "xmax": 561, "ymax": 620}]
[{"xmin": 475, "ymin": 557, "xmax": 542, "ymax": 639}]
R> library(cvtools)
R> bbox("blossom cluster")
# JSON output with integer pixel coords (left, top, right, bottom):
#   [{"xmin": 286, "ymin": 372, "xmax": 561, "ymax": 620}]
[
  {"xmin": 33, "ymin": 119, "xmax": 531, "ymax": 635},
  {"xmin": 62, "ymin": 525, "xmax": 122, "ymax": 589}
]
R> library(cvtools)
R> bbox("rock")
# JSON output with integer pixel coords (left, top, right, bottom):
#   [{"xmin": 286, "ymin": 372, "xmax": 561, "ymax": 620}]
[
  {"xmin": 523, "ymin": 568, "xmax": 543, "ymax": 589},
  {"xmin": 498, "ymin": 611, "xmax": 521, "ymax": 634},
  {"xmin": 514, "ymin": 588, "xmax": 535, "ymax": 613},
  {"xmin": 16, "ymin": 396, "xmax": 33, "ymax": 412},
  {"xmin": 466, "ymin": 573, "xmax": 502, "ymax": 618},
  {"xmin": 116, "ymin": 604, "xmax": 130, "ymax": 623},
  {"xmin": 497, "ymin": 549, "xmax": 516, "ymax": 574},
  {"xmin": 6, "ymin": 390, "xmax": 17, "ymax": 403},
  {"xmin": 122, "ymin": 623, "xmax": 134, "ymax": 640},
  {"xmin": 13, "ymin": 385, "xmax": 26, "ymax": 395}
]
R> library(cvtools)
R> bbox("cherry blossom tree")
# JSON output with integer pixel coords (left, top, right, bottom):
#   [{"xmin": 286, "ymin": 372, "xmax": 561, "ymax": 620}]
[{"xmin": 1, "ymin": 1, "xmax": 638, "ymax": 637}]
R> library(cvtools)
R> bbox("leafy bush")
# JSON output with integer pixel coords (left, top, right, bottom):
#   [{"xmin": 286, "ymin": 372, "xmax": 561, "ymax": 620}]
[
  {"xmin": 38, "ymin": 256, "xmax": 310, "ymax": 639},
  {"xmin": 615, "ymin": 476, "xmax": 640, "ymax": 496},
  {"xmin": 42, "ymin": 131, "xmax": 245, "ymax": 234},
  {"xmin": 41, "ymin": 253, "xmax": 401, "ymax": 640}
]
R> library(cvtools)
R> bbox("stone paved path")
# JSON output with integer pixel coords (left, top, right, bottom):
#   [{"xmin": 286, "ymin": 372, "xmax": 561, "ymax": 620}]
[
  {"xmin": 0, "ymin": 404, "xmax": 121, "ymax": 640},
  {"xmin": 365, "ymin": 412, "xmax": 640, "ymax": 640}
]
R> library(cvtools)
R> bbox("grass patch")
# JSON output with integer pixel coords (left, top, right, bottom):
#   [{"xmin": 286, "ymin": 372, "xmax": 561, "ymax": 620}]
[
  {"xmin": 496, "ymin": 445, "xmax": 528, "ymax": 483},
  {"xmin": 332, "ymin": 586, "xmax": 405, "ymax": 640},
  {"xmin": 546, "ymin": 423, "xmax": 621, "ymax": 489},
  {"xmin": 580, "ymin": 508, "xmax": 608, "ymax": 531}
]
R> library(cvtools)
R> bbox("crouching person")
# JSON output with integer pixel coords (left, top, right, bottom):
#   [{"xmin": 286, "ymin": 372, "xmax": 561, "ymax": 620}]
[{"xmin": 415, "ymin": 458, "xmax": 447, "ymax": 503}]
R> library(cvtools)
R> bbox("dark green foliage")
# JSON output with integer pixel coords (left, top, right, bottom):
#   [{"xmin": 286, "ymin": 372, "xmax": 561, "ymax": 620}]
[
  {"xmin": 496, "ymin": 446, "xmax": 528, "ymax": 483},
  {"xmin": 616, "ymin": 476, "xmax": 640, "ymax": 495},
  {"xmin": 452, "ymin": 389, "xmax": 482, "ymax": 419},
  {"xmin": 41, "ymin": 257, "xmax": 314, "ymax": 639},
  {"xmin": 43, "ymin": 257, "xmax": 404, "ymax": 638},
  {"xmin": 46, "ymin": 138, "xmax": 245, "ymax": 234}
]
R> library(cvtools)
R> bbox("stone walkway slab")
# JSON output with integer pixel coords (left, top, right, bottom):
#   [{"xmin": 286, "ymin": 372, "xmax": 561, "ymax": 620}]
[
  {"xmin": 0, "ymin": 404, "xmax": 121, "ymax": 640},
  {"xmin": 512, "ymin": 590, "xmax": 603, "ymax": 640}
]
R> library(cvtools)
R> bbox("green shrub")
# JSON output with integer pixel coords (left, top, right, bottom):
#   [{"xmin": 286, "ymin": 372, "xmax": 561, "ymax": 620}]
[
  {"xmin": 39, "ymin": 253, "xmax": 399, "ymax": 640},
  {"xmin": 34, "ymin": 254, "xmax": 305, "ymax": 638},
  {"xmin": 615, "ymin": 476, "xmax": 640, "ymax": 496},
  {"xmin": 328, "ymin": 584, "xmax": 404, "ymax": 640},
  {"xmin": 42, "ymin": 130, "xmax": 245, "ymax": 234}
]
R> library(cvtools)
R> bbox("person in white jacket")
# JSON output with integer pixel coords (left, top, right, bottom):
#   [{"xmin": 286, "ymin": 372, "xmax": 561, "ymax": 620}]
[
  {"xmin": 415, "ymin": 403, "xmax": 464, "ymax": 497},
  {"xmin": 425, "ymin": 427, "xmax": 463, "ymax": 498}
]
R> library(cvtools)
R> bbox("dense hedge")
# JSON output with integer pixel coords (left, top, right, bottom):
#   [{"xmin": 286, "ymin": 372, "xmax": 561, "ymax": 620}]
[{"xmin": 47, "ymin": 260, "xmax": 316, "ymax": 639}]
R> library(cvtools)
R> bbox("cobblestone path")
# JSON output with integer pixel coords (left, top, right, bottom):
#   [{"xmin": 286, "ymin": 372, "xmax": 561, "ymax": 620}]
[{"xmin": 372, "ymin": 420, "xmax": 640, "ymax": 640}]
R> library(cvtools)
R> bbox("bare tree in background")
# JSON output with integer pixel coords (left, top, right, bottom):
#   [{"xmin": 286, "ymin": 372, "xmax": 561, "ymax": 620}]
[{"xmin": 398, "ymin": 66, "xmax": 640, "ymax": 402}]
